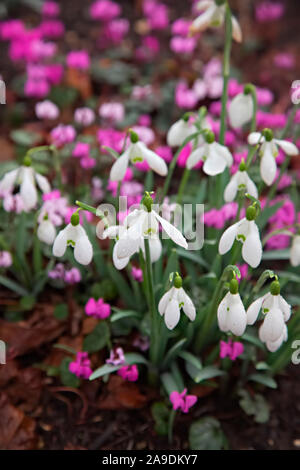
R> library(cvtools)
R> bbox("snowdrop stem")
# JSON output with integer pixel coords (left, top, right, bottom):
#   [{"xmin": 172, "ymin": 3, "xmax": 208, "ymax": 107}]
[
  {"xmin": 262, "ymin": 225, "xmax": 296, "ymax": 246},
  {"xmin": 177, "ymin": 168, "xmax": 190, "ymax": 204},
  {"xmin": 245, "ymin": 269, "xmax": 277, "ymax": 308},
  {"xmin": 75, "ymin": 200, "xmax": 109, "ymax": 228},
  {"xmin": 219, "ymin": 2, "xmax": 232, "ymax": 145},
  {"xmin": 158, "ymin": 132, "xmax": 201, "ymax": 204},
  {"xmin": 144, "ymin": 238, "xmax": 160, "ymax": 367}
]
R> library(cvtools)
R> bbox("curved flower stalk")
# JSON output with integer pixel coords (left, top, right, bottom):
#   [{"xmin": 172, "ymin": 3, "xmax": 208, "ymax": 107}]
[
  {"xmin": 0, "ymin": 156, "xmax": 51, "ymax": 211},
  {"xmin": 248, "ymin": 128, "xmax": 298, "ymax": 186},
  {"xmin": 167, "ymin": 113, "xmax": 198, "ymax": 147},
  {"xmin": 53, "ymin": 210, "xmax": 93, "ymax": 265},
  {"xmin": 290, "ymin": 234, "xmax": 300, "ymax": 267},
  {"xmin": 186, "ymin": 129, "xmax": 233, "ymax": 175},
  {"xmin": 217, "ymin": 277, "xmax": 247, "ymax": 336},
  {"xmin": 219, "ymin": 204, "xmax": 262, "ymax": 268},
  {"xmin": 190, "ymin": 0, "xmax": 242, "ymax": 43},
  {"xmin": 110, "ymin": 130, "xmax": 168, "ymax": 181},
  {"xmin": 37, "ymin": 215, "xmax": 56, "ymax": 245},
  {"xmin": 158, "ymin": 273, "xmax": 196, "ymax": 330},
  {"xmin": 224, "ymin": 159, "xmax": 258, "ymax": 202},
  {"xmin": 228, "ymin": 84, "xmax": 254, "ymax": 129},
  {"xmin": 112, "ymin": 193, "xmax": 188, "ymax": 267},
  {"xmin": 247, "ymin": 280, "xmax": 291, "ymax": 352}
]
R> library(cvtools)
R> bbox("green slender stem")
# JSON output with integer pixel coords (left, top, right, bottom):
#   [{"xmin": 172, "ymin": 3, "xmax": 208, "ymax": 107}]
[
  {"xmin": 176, "ymin": 168, "xmax": 190, "ymax": 205},
  {"xmin": 168, "ymin": 409, "xmax": 176, "ymax": 444},
  {"xmin": 144, "ymin": 238, "xmax": 159, "ymax": 366},
  {"xmin": 116, "ymin": 181, "xmax": 121, "ymax": 212},
  {"xmin": 76, "ymin": 200, "xmax": 109, "ymax": 228},
  {"xmin": 250, "ymin": 86, "xmax": 257, "ymax": 133},
  {"xmin": 219, "ymin": 2, "xmax": 232, "ymax": 145}
]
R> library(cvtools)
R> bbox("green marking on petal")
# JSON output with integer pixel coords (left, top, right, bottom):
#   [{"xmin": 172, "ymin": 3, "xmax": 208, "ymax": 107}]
[{"xmin": 67, "ymin": 239, "xmax": 75, "ymax": 247}]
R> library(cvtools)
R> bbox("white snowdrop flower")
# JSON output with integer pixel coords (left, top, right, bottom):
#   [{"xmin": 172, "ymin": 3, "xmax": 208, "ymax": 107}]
[
  {"xmin": 158, "ymin": 274, "xmax": 196, "ymax": 330},
  {"xmin": 53, "ymin": 211, "xmax": 93, "ymax": 265},
  {"xmin": 228, "ymin": 85, "xmax": 254, "ymax": 129},
  {"xmin": 0, "ymin": 158, "xmax": 51, "ymax": 211},
  {"xmin": 167, "ymin": 115, "xmax": 198, "ymax": 147},
  {"xmin": 102, "ymin": 223, "xmax": 162, "ymax": 270},
  {"xmin": 217, "ymin": 278, "xmax": 247, "ymax": 336},
  {"xmin": 110, "ymin": 130, "xmax": 167, "ymax": 182},
  {"xmin": 37, "ymin": 217, "xmax": 56, "ymax": 245},
  {"xmin": 247, "ymin": 280, "xmax": 291, "ymax": 352},
  {"xmin": 190, "ymin": 0, "xmax": 242, "ymax": 43},
  {"xmin": 290, "ymin": 234, "xmax": 300, "ymax": 267},
  {"xmin": 224, "ymin": 159, "xmax": 258, "ymax": 202},
  {"xmin": 114, "ymin": 193, "xmax": 188, "ymax": 264},
  {"xmin": 248, "ymin": 128, "xmax": 298, "ymax": 186},
  {"xmin": 186, "ymin": 130, "xmax": 233, "ymax": 176},
  {"xmin": 219, "ymin": 205, "xmax": 262, "ymax": 268}
]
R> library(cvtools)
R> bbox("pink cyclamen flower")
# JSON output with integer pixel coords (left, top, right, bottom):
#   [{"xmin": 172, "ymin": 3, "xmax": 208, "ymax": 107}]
[
  {"xmin": 72, "ymin": 142, "xmax": 90, "ymax": 158},
  {"xmin": 0, "ymin": 251, "xmax": 12, "ymax": 268},
  {"xmin": 106, "ymin": 347, "xmax": 125, "ymax": 366},
  {"xmin": 170, "ymin": 36, "xmax": 196, "ymax": 55},
  {"xmin": 255, "ymin": 2, "xmax": 284, "ymax": 22},
  {"xmin": 171, "ymin": 19, "xmax": 192, "ymax": 36},
  {"xmin": 169, "ymin": 389, "xmax": 197, "ymax": 413},
  {"xmin": 90, "ymin": 0, "xmax": 121, "ymax": 21},
  {"xmin": 236, "ymin": 263, "xmax": 249, "ymax": 283},
  {"xmin": 51, "ymin": 124, "xmax": 76, "ymax": 146},
  {"xmin": 40, "ymin": 20, "xmax": 65, "ymax": 39},
  {"xmin": 175, "ymin": 82, "xmax": 198, "ymax": 110},
  {"xmin": 64, "ymin": 268, "xmax": 81, "ymax": 284},
  {"xmin": 220, "ymin": 339, "xmax": 244, "ymax": 361},
  {"xmin": 74, "ymin": 107, "xmax": 95, "ymax": 126},
  {"xmin": 35, "ymin": 100, "xmax": 59, "ymax": 119},
  {"xmin": 25, "ymin": 79, "xmax": 50, "ymax": 98},
  {"xmin": 117, "ymin": 365, "xmax": 139, "ymax": 382},
  {"xmin": 42, "ymin": 1, "xmax": 60, "ymax": 17},
  {"xmin": 48, "ymin": 263, "xmax": 65, "ymax": 280},
  {"xmin": 103, "ymin": 18, "xmax": 129, "ymax": 44},
  {"xmin": 85, "ymin": 297, "xmax": 111, "ymax": 319},
  {"xmin": 69, "ymin": 352, "xmax": 92, "ymax": 379},
  {"xmin": 66, "ymin": 51, "xmax": 90, "ymax": 70},
  {"xmin": 131, "ymin": 266, "xmax": 143, "ymax": 283},
  {"xmin": 99, "ymin": 102, "xmax": 125, "ymax": 123},
  {"xmin": 156, "ymin": 146, "xmax": 173, "ymax": 163},
  {"xmin": 80, "ymin": 156, "xmax": 96, "ymax": 169},
  {"xmin": 274, "ymin": 53, "xmax": 295, "ymax": 69}
]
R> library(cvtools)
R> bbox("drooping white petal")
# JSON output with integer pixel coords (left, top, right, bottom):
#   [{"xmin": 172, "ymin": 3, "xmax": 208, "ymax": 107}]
[
  {"xmin": 241, "ymin": 221, "xmax": 262, "ymax": 268},
  {"xmin": 274, "ymin": 139, "xmax": 298, "ymax": 156},
  {"xmin": 178, "ymin": 288, "xmax": 196, "ymax": 321},
  {"xmin": 148, "ymin": 237, "xmax": 162, "ymax": 263},
  {"xmin": 53, "ymin": 228, "xmax": 68, "ymax": 257},
  {"xmin": 245, "ymin": 172, "xmax": 258, "ymax": 199},
  {"xmin": 158, "ymin": 289, "xmax": 173, "ymax": 316},
  {"xmin": 213, "ymin": 142, "xmax": 233, "ymax": 167},
  {"xmin": 74, "ymin": 235, "xmax": 93, "ymax": 265},
  {"xmin": 265, "ymin": 325, "xmax": 288, "ymax": 352},
  {"xmin": 35, "ymin": 172, "xmax": 51, "ymax": 193},
  {"xmin": 37, "ymin": 220, "xmax": 56, "ymax": 245},
  {"xmin": 248, "ymin": 132, "xmax": 263, "ymax": 146},
  {"xmin": 218, "ymin": 221, "xmax": 240, "ymax": 255},
  {"xmin": 20, "ymin": 167, "xmax": 38, "ymax": 210},
  {"xmin": 290, "ymin": 235, "xmax": 300, "ymax": 267},
  {"xmin": 203, "ymin": 145, "xmax": 227, "ymax": 176},
  {"xmin": 226, "ymin": 293, "xmax": 247, "ymax": 336},
  {"xmin": 112, "ymin": 243, "xmax": 130, "ymax": 270},
  {"xmin": 154, "ymin": 211, "xmax": 188, "ymax": 249},
  {"xmin": 217, "ymin": 292, "xmax": 230, "ymax": 332},
  {"xmin": 190, "ymin": 4, "xmax": 216, "ymax": 33},
  {"xmin": 0, "ymin": 168, "xmax": 19, "ymax": 192},
  {"xmin": 137, "ymin": 142, "xmax": 168, "ymax": 176},
  {"xmin": 260, "ymin": 142, "xmax": 277, "ymax": 186},
  {"xmin": 186, "ymin": 146, "xmax": 205, "ymax": 170},
  {"xmin": 167, "ymin": 120, "xmax": 197, "ymax": 147},
  {"xmin": 109, "ymin": 150, "xmax": 129, "ymax": 182},
  {"xmin": 231, "ymin": 15, "xmax": 242, "ymax": 43},
  {"xmin": 260, "ymin": 308, "xmax": 285, "ymax": 343},
  {"xmin": 278, "ymin": 295, "xmax": 291, "ymax": 322},
  {"xmin": 224, "ymin": 172, "xmax": 239, "ymax": 202},
  {"xmin": 228, "ymin": 93, "xmax": 253, "ymax": 128},
  {"xmin": 164, "ymin": 298, "xmax": 181, "ymax": 330},
  {"xmin": 246, "ymin": 295, "xmax": 265, "ymax": 325}
]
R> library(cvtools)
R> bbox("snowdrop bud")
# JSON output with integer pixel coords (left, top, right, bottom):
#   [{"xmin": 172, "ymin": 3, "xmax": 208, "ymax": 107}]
[
  {"xmin": 130, "ymin": 129, "xmax": 139, "ymax": 143},
  {"xmin": 270, "ymin": 280, "xmax": 280, "ymax": 296},
  {"xmin": 246, "ymin": 205, "xmax": 257, "ymax": 221},
  {"xmin": 204, "ymin": 129, "xmax": 215, "ymax": 144},
  {"xmin": 262, "ymin": 128, "xmax": 273, "ymax": 142}
]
